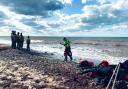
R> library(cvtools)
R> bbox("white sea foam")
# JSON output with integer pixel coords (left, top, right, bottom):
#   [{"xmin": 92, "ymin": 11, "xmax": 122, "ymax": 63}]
[
  {"xmin": 31, "ymin": 44, "xmax": 127, "ymax": 65},
  {"xmin": 31, "ymin": 40, "xmax": 43, "ymax": 43},
  {"xmin": 0, "ymin": 39, "xmax": 11, "ymax": 45},
  {"xmin": 0, "ymin": 37, "xmax": 127, "ymax": 65}
]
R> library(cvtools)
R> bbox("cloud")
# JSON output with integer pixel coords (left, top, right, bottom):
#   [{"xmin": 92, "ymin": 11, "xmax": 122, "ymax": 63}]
[
  {"xmin": 0, "ymin": 0, "xmax": 65, "ymax": 17},
  {"xmin": 0, "ymin": 11, "xmax": 6, "ymax": 18},
  {"xmin": 82, "ymin": 0, "xmax": 87, "ymax": 4},
  {"xmin": 0, "ymin": 0, "xmax": 128, "ymax": 37},
  {"xmin": 81, "ymin": 0, "xmax": 128, "ymax": 30},
  {"xmin": 61, "ymin": 0, "xmax": 73, "ymax": 4}
]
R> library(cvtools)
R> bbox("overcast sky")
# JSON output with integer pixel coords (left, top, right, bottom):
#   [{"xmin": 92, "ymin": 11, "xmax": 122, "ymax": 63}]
[{"xmin": 0, "ymin": 0, "xmax": 128, "ymax": 36}]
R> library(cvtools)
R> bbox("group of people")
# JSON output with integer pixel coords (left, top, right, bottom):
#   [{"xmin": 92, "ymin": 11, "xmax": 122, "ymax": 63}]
[
  {"xmin": 11, "ymin": 31, "xmax": 72, "ymax": 61},
  {"xmin": 11, "ymin": 31, "xmax": 31, "ymax": 51}
]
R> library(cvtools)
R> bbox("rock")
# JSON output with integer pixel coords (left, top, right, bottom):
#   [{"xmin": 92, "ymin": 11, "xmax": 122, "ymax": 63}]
[
  {"xmin": 34, "ymin": 79, "xmax": 41, "ymax": 83},
  {"xmin": 0, "ymin": 87, "xmax": 3, "ymax": 89},
  {"xmin": 22, "ymin": 85, "xmax": 29, "ymax": 89},
  {"xmin": 42, "ymin": 79, "xmax": 49, "ymax": 83},
  {"xmin": 53, "ymin": 86, "xmax": 67, "ymax": 89},
  {"xmin": 6, "ymin": 73, "xmax": 15, "ymax": 77},
  {"xmin": 0, "ymin": 79, "xmax": 16, "ymax": 88},
  {"xmin": 0, "ymin": 76, "xmax": 8, "ymax": 80},
  {"xmin": 12, "ymin": 65, "xmax": 19, "ymax": 71},
  {"xmin": 21, "ymin": 74, "xmax": 32, "ymax": 81},
  {"xmin": 10, "ymin": 83, "xmax": 23, "ymax": 89},
  {"xmin": 33, "ymin": 83, "xmax": 47, "ymax": 89},
  {"xmin": 54, "ymin": 77, "xmax": 63, "ymax": 81},
  {"xmin": 0, "ymin": 80, "xmax": 5, "ymax": 86},
  {"xmin": 1, "ymin": 81, "xmax": 11, "ymax": 88}
]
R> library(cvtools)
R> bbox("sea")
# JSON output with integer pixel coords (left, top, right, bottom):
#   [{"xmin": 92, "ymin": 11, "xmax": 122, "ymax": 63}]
[{"xmin": 0, "ymin": 36, "xmax": 128, "ymax": 65}]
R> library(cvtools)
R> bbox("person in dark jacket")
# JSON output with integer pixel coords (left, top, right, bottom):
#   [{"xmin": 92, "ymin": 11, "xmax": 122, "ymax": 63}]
[
  {"xmin": 11, "ymin": 31, "xmax": 17, "ymax": 49},
  {"xmin": 26, "ymin": 36, "xmax": 30, "ymax": 51},
  {"xmin": 16, "ymin": 32, "xmax": 20, "ymax": 49},
  {"xmin": 19, "ymin": 33, "xmax": 24, "ymax": 49}
]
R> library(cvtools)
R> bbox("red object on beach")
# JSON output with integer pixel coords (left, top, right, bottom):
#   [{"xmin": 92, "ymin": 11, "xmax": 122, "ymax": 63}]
[
  {"xmin": 77, "ymin": 59, "xmax": 94, "ymax": 67},
  {"xmin": 87, "ymin": 60, "xmax": 94, "ymax": 66},
  {"xmin": 78, "ymin": 59, "xmax": 83, "ymax": 64},
  {"xmin": 99, "ymin": 60, "xmax": 109, "ymax": 66}
]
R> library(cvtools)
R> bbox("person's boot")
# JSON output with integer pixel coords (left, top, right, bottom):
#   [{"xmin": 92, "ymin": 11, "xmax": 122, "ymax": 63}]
[
  {"xmin": 64, "ymin": 56, "xmax": 67, "ymax": 62},
  {"xmin": 70, "ymin": 56, "xmax": 73, "ymax": 61}
]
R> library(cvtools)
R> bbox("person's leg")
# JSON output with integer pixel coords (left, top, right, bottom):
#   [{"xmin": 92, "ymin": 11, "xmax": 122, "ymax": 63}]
[
  {"xmin": 18, "ymin": 42, "xmax": 20, "ymax": 49},
  {"xmin": 27, "ymin": 44, "xmax": 29, "ymax": 51},
  {"xmin": 14, "ymin": 42, "xmax": 16, "ymax": 49},
  {"xmin": 64, "ymin": 55, "xmax": 68, "ymax": 61},
  {"xmin": 17, "ymin": 42, "xmax": 20, "ymax": 49},
  {"xmin": 20, "ymin": 42, "xmax": 22, "ymax": 49},
  {"xmin": 19, "ymin": 42, "xmax": 21, "ymax": 49},
  {"xmin": 28, "ymin": 45, "xmax": 30, "ymax": 51},
  {"xmin": 64, "ymin": 47, "xmax": 68, "ymax": 61},
  {"xmin": 64, "ymin": 51, "xmax": 68, "ymax": 61},
  {"xmin": 22, "ymin": 42, "xmax": 24, "ymax": 49},
  {"xmin": 69, "ymin": 51, "xmax": 73, "ymax": 61},
  {"xmin": 67, "ymin": 47, "xmax": 73, "ymax": 61},
  {"xmin": 27, "ymin": 44, "xmax": 30, "ymax": 51}
]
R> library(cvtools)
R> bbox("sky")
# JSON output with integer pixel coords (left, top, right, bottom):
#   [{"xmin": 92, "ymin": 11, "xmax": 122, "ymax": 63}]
[{"xmin": 0, "ymin": 0, "xmax": 128, "ymax": 37}]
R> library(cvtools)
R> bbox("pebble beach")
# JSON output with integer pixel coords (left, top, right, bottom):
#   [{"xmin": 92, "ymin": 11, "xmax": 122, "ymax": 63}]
[{"xmin": 0, "ymin": 45, "xmax": 105, "ymax": 89}]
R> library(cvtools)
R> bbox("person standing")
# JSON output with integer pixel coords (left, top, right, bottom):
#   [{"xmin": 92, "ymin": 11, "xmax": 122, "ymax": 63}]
[
  {"xmin": 61, "ymin": 37, "xmax": 73, "ymax": 61},
  {"xmin": 26, "ymin": 36, "xmax": 31, "ymax": 51},
  {"xmin": 11, "ymin": 31, "xmax": 16, "ymax": 49},
  {"xmin": 16, "ymin": 32, "xmax": 20, "ymax": 49},
  {"xmin": 19, "ymin": 33, "xmax": 24, "ymax": 49}
]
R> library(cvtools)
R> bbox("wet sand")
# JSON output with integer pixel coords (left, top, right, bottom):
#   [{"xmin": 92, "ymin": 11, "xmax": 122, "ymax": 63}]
[{"xmin": 0, "ymin": 45, "xmax": 104, "ymax": 89}]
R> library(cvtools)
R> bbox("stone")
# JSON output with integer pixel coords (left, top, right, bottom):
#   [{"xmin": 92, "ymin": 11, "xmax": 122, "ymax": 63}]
[
  {"xmin": 34, "ymin": 79, "xmax": 41, "ymax": 83},
  {"xmin": 10, "ymin": 83, "xmax": 23, "ymax": 89},
  {"xmin": 33, "ymin": 83, "xmax": 47, "ymax": 89}
]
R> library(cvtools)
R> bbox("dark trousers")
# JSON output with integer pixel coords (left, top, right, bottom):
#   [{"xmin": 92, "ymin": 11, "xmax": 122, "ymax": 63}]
[
  {"xmin": 64, "ymin": 46, "xmax": 72, "ymax": 61},
  {"xmin": 27, "ymin": 44, "xmax": 30, "ymax": 51},
  {"xmin": 19, "ymin": 42, "xmax": 24, "ymax": 49},
  {"xmin": 11, "ymin": 41, "xmax": 16, "ymax": 49}
]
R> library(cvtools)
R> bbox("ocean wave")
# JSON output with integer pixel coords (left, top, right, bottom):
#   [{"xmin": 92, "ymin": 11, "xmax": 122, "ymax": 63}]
[
  {"xmin": 74, "ymin": 42, "xmax": 102, "ymax": 45},
  {"xmin": 0, "ymin": 40, "xmax": 11, "ymax": 45},
  {"xmin": 31, "ymin": 40, "xmax": 43, "ymax": 43},
  {"xmin": 73, "ymin": 42, "xmax": 128, "ymax": 46}
]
